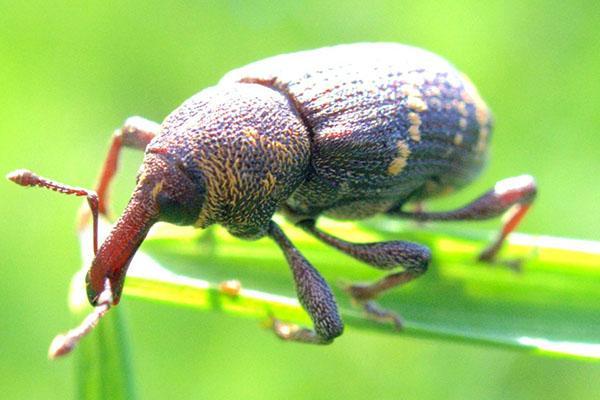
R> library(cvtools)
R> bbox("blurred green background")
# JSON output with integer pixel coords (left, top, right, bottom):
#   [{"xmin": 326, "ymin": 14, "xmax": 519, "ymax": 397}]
[{"xmin": 1, "ymin": 1, "xmax": 599, "ymax": 399}]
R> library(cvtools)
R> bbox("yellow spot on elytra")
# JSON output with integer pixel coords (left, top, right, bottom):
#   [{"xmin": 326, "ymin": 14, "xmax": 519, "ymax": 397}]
[
  {"xmin": 408, "ymin": 112, "xmax": 421, "ymax": 125},
  {"xmin": 460, "ymin": 90, "xmax": 472, "ymax": 104},
  {"xmin": 388, "ymin": 139, "xmax": 411, "ymax": 176},
  {"xmin": 454, "ymin": 133, "xmax": 463, "ymax": 146},
  {"xmin": 400, "ymin": 84, "xmax": 428, "ymax": 112},
  {"xmin": 400, "ymin": 84, "xmax": 421, "ymax": 98},
  {"xmin": 407, "ymin": 97, "xmax": 428, "ymax": 112},
  {"xmin": 476, "ymin": 106, "xmax": 490, "ymax": 127},
  {"xmin": 475, "ymin": 126, "xmax": 489, "ymax": 154},
  {"xmin": 459, "ymin": 118, "xmax": 468, "ymax": 130},
  {"xmin": 407, "ymin": 112, "xmax": 421, "ymax": 142},
  {"xmin": 408, "ymin": 125, "xmax": 420, "ymax": 142},
  {"xmin": 454, "ymin": 100, "xmax": 468, "ymax": 117},
  {"xmin": 460, "ymin": 73, "xmax": 491, "ymax": 127},
  {"xmin": 151, "ymin": 180, "xmax": 164, "ymax": 200}
]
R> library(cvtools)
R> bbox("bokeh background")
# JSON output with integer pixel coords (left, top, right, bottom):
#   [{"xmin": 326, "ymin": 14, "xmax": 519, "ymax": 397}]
[{"xmin": 1, "ymin": 1, "xmax": 599, "ymax": 399}]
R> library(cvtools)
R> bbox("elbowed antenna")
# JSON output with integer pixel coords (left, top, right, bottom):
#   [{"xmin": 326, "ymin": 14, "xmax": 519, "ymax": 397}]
[{"xmin": 7, "ymin": 168, "xmax": 159, "ymax": 357}]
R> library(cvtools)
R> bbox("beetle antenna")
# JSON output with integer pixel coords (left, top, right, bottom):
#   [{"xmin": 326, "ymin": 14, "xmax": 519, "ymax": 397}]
[
  {"xmin": 7, "ymin": 169, "xmax": 100, "ymax": 255},
  {"xmin": 48, "ymin": 279, "xmax": 113, "ymax": 359}
]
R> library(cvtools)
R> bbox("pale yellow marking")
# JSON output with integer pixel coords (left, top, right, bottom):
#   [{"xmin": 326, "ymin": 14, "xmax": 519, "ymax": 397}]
[
  {"xmin": 454, "ymin": 133, "xmax": 463, "ymax": 146},
  {"xmin": 260, "ymin": 171, "xmax": 277, "ymax": 194},
  {"xmin": 454, "ymin": 100, "xmax": 469, "ymax": 117},
  {"xmin": 400, "ymin": 84, "xmax": 421, "ymax": 98},
  {"xmin": 460, "ymin": 72, "xmax": 491, "ymax": 127},
  {"xmin": 407, "ymin": 97, "xmax": 428, "ymax": 112},
  {"xmin": 242, "ymin": 127, "xmax": 259, "ymax": 139},
  {"xmin": 460, "ymin": 90, "xmax": 472, "ymax": 104},
  {"xmin": 476, "ymin": 106, "xmax": 490, "ymax": 127},
  {"xmin": 408, "ymin": 125, "xmax": 420, "ymax": 142},
  {"xmin": 475, "ymin": 126, "xmax": 489, "ymax": 154},
  {"xmin": 407, "ymin": 112, "xmax": 421, "ymax": 142},
  {"xmin": 400, "ymin": 84, "xmax": 428, "ymax": 112},
  {"xmin": 408, "ymin": 112, "xmax": 421, "ymax": 125},
  {"xmin": 151, "ymin": 180, "xmax": 164, "ymax": 201},
  {"xmin": 459, "ymin": 117, "xmax": 468, "ymax": 130},
  {"xmin": 241, "ymin": 127, "xmax": 260, "ymax": 146},
  {"xmin": 388, "ymin": 139, "xmax": 411, "ymax": 175}
]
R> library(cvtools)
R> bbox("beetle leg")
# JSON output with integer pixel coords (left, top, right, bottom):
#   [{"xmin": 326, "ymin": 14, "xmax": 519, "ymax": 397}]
[
  {"xmin": 390, "ymin": 175, "xmax": 537, "ymax": 264},
  {"xmin": 297, "ymin": 219, "xmax": 430, "ymax": 329},
  {"xmin": 79, "ymin": 116, "xmax": 160, "ymax": 227},
  {"xmin": 268, "ymin": 221, "xmax": 344, "ymax": 344}
]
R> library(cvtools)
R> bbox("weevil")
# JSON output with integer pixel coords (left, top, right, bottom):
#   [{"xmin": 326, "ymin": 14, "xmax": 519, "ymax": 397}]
[{"xmin": 8, "ymin": 43, "xmax": 536, "ymax": 355}]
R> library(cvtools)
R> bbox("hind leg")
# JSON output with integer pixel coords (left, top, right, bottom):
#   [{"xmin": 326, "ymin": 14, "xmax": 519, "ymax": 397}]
[
  {"xmin": 389, "ymin": 175, "xmax": 537, "ymax": 265},
  {"xmin": 297, "ymin": 220, "xmax": 430, "ymax": 329}
]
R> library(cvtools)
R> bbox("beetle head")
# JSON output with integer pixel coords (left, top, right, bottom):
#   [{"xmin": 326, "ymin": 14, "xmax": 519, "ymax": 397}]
[{"xmin": 86, "ymin": 152, "xmax": 205, "ymax": 305}]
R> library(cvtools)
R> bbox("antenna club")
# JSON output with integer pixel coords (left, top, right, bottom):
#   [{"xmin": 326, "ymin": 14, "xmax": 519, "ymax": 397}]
[{"xmin": 6, "ymin": 169, "xmax": 37, "ymax": 186}]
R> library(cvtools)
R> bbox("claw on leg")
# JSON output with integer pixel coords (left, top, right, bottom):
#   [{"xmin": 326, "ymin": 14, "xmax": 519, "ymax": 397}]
[
  {"xmin": 268, "ymin": 317, "xmax": 332, "ymax": 344},
  {"xmin": 341, "ymin": 282, "xmax": 405, "ymax": 330}
]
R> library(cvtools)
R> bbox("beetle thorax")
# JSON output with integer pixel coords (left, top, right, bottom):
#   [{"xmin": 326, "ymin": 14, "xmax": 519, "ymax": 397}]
[{"xmin": 154, "ymin": 83, "xmax": 312, "ymax": 239}]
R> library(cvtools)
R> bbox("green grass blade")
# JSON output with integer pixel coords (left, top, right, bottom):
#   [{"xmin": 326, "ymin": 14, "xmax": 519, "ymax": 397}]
[
  {"xmin": 76, "ymin": 217, "xmax": 600, "ymax": 366},
  {"xmin": 74, "ymin": 305, "xmax": 136, "ymax": 400}
]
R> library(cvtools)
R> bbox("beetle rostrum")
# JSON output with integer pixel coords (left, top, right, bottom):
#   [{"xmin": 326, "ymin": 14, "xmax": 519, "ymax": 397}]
[{"xmin": 8, "ymin": 43, "xmax": 537, "ymax": 355}]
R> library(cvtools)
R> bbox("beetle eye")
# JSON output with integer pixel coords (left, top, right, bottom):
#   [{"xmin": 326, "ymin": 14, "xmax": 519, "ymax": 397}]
[{"xmin": 156, "ymin": 192, "xmax": 190, "ymax": 225}]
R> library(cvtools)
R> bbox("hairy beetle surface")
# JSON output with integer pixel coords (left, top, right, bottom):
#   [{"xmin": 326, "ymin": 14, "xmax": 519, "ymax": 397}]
[{"xmin": 9, "ymin": 43, "xmax": 536, "ymax": 353}]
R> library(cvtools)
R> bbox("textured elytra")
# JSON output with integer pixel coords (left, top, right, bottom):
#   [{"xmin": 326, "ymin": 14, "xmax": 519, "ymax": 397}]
[{"xmin": 222, "ymin": 43, "xmax": 493, "ymax": 221}]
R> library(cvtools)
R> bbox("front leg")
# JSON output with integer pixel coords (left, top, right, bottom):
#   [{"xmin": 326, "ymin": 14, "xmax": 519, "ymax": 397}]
[
  {"xmin": 80, "ymin": 116, "xmax": 160, "ymax": 226},
  {"xmin": 268, "ymin": 221, "xmax": 344, "ymax": 344}
]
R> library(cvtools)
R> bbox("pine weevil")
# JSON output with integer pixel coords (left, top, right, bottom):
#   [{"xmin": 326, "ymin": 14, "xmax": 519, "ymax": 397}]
[{"xmin": 8, "ymin": 43, "xmax": 537, "ymax": 356}]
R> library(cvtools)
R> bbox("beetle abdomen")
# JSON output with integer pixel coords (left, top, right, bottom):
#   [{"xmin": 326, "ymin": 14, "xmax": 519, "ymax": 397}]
[{"xmin": 222, "ymin": 43, "xmax": 493, "ymax": 220}]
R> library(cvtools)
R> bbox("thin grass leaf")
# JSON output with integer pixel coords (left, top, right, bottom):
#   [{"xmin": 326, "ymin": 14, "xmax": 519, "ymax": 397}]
[{"xmin": 73, "ymin": 217, "xmax": 600, "ymax": 368}]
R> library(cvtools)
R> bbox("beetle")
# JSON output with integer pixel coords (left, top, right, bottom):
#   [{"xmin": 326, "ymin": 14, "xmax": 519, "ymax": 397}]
[{"xmin": 8, "ymin": 42, "xmax": 536, "ymax": 355}]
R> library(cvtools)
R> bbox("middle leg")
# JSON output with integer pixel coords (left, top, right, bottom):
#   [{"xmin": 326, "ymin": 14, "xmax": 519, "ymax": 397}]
[{"xmin": 297, "ymin": 220, "xmax": 431, "ymax": 328}]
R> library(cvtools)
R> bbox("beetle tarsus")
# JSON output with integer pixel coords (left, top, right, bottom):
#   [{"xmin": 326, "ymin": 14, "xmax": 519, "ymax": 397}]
[
  {"xmin": 269, "ymin": 317, "xmax": 333, "ymax": 344},
  {"xmin": 362, "ymin": 300, "xmax": 404, "ymax": 330}
]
